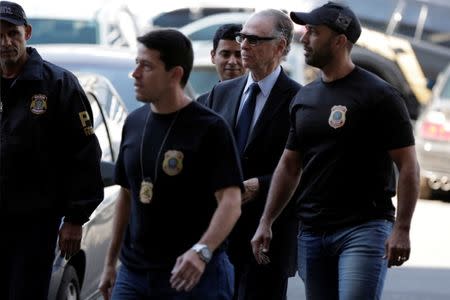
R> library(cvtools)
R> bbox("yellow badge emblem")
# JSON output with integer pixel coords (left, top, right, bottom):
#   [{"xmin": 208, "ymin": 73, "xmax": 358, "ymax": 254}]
[
  {"xmin": 30, "ymin": 94, "xmax": 48, "ymax": 115},
  {"xmin": 328, "ymin": 105, "xmax": 347, "ymax": 129},
  {"xmin": 162, "ymin": 150, "xmax": 184, "ymax": 176}
]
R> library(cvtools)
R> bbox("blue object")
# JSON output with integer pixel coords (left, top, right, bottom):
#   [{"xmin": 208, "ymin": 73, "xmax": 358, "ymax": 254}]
[{"xmin": 235, "ymin": 83, "xmax": 260, "ymax": 154}]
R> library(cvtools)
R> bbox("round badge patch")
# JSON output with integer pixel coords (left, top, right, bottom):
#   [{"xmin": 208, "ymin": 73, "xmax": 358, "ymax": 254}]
[
  {"xmin": 30, "ymin": 94, "xmax": 48, "ymax": 115},
  {"xmin": 328, "ymin": 105, "xmax": 347, "ymax": 129},
  {"xmin": 162, "ymin": 150, "xmax": 184, "ymax": 176}
]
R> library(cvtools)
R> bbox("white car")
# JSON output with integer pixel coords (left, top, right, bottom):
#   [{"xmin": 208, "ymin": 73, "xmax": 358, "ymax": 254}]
[
  {"xmin": 47, "ymin": 73, "xmax": 126, "ymax": 300},
  {"xmin": 14, "ymin": 0, "xmax": 139, "ymax": 48},
  {"xmin": 36, "ymin": 44, "xmax": 197, "ymax": 113},
  {"xmin": 415, "ymin": 63, "xmax": 450, "ymax": 199}
]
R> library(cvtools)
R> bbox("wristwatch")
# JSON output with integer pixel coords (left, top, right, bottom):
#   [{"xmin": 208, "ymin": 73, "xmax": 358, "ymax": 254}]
[{"xmin": 192, "ymin": 244, "xmax": 212, "ymax": 263}]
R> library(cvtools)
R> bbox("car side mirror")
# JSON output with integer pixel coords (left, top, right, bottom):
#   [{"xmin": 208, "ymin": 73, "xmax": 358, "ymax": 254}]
[{"xmin": 101, "ymin": 161, "xmax": 115, "ymax": 187}]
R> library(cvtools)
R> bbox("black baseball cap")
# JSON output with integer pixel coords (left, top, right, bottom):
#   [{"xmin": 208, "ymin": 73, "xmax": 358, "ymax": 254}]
[
  {"xmin": 290, "ymin": 2, "xmax": 361, "ymax": 44},
  {"xmin": 0, "ymin": 1, "xmax": 27, "ymax": 25}
]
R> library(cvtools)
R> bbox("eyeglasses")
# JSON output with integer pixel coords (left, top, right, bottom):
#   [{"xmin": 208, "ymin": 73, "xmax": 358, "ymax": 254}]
[{"xmin": 235, "ymin": 33, "xmax": 278, "ymax": 46}]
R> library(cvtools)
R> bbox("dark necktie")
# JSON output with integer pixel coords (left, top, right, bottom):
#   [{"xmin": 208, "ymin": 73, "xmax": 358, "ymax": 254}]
[{"xmin": 235, "ymin": 83, "xmax": 260, "ymax": 155}]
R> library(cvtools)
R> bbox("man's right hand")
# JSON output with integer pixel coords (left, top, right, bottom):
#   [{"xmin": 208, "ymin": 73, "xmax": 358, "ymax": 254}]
[
  {"xmin": 98, "ymin": 265, "xmax": 116, "ymax": 300},
  {"xmin": 251, "ymin": 222, "xmax": 272, "ymax": 265}
]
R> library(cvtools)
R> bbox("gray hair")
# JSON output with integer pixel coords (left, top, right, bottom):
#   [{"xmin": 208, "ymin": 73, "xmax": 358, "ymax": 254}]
[{"xmin": 255, "ymin": 9, "xmax": 294, "ymax": 57}]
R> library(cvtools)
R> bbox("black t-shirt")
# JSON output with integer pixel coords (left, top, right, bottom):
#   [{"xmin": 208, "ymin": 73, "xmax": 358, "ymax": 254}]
[
  {"xmin": 115, "ymin": 101, "xmax": 243, "ymax": 269},
  {"xmin": 286, "ymin": 66, "xmax": 414, "ymax": 230}
]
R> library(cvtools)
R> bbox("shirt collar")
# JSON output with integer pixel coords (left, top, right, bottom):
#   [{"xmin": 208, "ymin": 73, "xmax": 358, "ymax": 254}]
[{"xmin": 244, "ymin": 65, "xmax": 281, "ymax": 97}]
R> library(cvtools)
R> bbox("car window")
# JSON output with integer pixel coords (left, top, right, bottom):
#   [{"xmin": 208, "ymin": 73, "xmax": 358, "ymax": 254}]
[
  {"xmin": 58, "ymin": 62, "xmax": 140, "ymax": 112},
  {"xmin": 152, "ymin": 7, "xmax": 252, "ymax": 28},
  {"xmin": 86, "ymin": 77, "xmax": 127, "ymax": 122},
  {"xmin": 28, "ymin": 18, "xmax": 99, "ymax": 44},
  {"xmin": 440, "ymin": 75, "xmax": 450, "ymax": 100},
  {"xmin": 189, "ymin": 67, "xmax": 220, "ymax": 95},
  {"xmin": 394, "ymin": 1, "xmax": 421, "ymax": 38},
  {"xmin": 188, "ymin": 25, "xmax": 222, "ymax": 41},
  {"xmin": 421, "ymin": 3, "xmax": 450, "ymax": 48},
  {"xmin": 85, "ymin": 92, "xmax": 113, "ymax": 162},
  {"xmin": 345, "ymin": 0, "xmax": 396, "ymax": 32}
]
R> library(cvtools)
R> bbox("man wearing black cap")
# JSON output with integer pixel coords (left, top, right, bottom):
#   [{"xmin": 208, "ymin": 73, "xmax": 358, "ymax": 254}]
[
  {"xmin": 0, "ymin": 1, "xmax": 103, "ymax": 299},
  {"xmin": 252, "ymin": 2, "xmax": 419, "ymax": 299}
]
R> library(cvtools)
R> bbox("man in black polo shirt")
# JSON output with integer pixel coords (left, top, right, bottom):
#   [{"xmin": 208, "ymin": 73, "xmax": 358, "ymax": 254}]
[
  {"xmin": 252, "ymin": 2, "xmax": 419, "ymax": 299},
  {"xmin": 99, "ymin": 29, "xmax": 243, "ymax": 300}
]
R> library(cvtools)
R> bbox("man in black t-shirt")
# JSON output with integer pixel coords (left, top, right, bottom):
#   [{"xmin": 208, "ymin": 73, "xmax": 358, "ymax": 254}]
[
  {"xmin": 99, "ymin": 29, "xmax": 243, "ymax": 300},
  {"xmin": 252, "ymin": 2, "xmax": 420, "ymax": 300}
]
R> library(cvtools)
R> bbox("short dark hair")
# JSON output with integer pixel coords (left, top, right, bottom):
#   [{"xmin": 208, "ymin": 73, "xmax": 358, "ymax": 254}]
[
  {"xmin": 137, "ymin": 29, "xmax": 193, "ymax": 87},
  {"xmin": 212, "ymin": 23, "xmax": 242, "ymax": 51}
]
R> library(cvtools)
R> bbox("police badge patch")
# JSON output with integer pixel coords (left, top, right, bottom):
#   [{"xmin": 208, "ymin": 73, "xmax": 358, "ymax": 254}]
[
  {"xmin": 162, "ymin": 150, "xmax": 184, "ymax": 176},
  {"xmin": 30, "ymin": 94, "xmax": 48, "ymax": 115},
  {"xmin": 328, "ymin": 105, "xmax": 347, "ymax": 129},
  {"xmin": 139, "ymin": 179, "xmax": 154, "ymax": 204}
]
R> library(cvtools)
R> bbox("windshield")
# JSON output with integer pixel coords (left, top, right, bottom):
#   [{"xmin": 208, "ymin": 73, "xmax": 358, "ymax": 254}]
[{"xmin": 28, "ymin": 18, "xmax": 99, "ymax": 44}]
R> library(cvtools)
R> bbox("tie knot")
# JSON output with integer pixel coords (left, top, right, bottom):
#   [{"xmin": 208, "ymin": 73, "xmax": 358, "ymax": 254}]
[{"xmin": 249, "ymin": 83, "xmax": 260, "ymax": 95}]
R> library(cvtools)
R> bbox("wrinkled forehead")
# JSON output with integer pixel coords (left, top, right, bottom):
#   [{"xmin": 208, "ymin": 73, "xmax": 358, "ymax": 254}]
[{"xmin": 242, "ymin": 14, "xmax": 275, "ymax": 36}]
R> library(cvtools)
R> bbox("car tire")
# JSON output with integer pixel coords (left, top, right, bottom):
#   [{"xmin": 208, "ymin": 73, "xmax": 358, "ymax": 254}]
[{"xmin": 56, "ymin": 265, "xmax": 80, "ymax": 300}]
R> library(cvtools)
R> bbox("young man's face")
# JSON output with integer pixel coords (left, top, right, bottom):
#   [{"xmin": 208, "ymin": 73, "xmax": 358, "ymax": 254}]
[
  {"xmin": 211, "ymin": 39, "xmax": 245, "ymax": 81},
  {"xmin": 132, "ymin": 44, "xmax": 175, "ymax": 104},
  {"xmin": 0, "ymin": 21, "xmax": 31, "ymax": 68}
]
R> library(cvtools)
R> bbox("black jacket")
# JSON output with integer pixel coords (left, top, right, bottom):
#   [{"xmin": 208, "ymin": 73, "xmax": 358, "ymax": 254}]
[
  {"xmin": 206, "ymin": 70, "xmax": 302, "ymax": 276},
  {"xmin": 0, "ymin": 47, "xmax": 103, "ymax": 223}
]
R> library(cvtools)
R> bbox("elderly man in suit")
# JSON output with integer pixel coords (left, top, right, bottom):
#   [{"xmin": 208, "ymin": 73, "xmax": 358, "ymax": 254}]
[{"xmin": 205, "ymin": 9, "xmax": 302, "ymax": 300}]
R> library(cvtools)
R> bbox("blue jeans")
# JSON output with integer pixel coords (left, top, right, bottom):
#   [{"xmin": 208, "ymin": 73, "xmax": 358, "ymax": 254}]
[
  {"xmin": 298, "ymin": 219, "xmax": 393, "ymax": 300},
  {"xmin": 112, "ymin": 251, "xmax": 234, "ymax": 300}
]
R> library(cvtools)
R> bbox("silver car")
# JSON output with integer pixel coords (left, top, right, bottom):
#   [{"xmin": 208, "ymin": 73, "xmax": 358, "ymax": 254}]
[
  {"xmin": 415, "ymin": 63, "xmax": 450, "ymax": 199},
  {"xmin": 48, "ymin": 73, "xmax": 126, "ymax": 300},
  {"xmin": 36, "ymin": 44, "xmax": 197, "ymax": 113}
]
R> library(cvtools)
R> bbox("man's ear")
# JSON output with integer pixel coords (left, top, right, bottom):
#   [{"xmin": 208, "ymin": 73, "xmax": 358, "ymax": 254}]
[
  {"xmin": 210, "ymin": 50, "xmax": 216, "ymax": 64},
  {"xmin": 170, "ymin": 65, "xmax": 184, "ymax": 84},
  {"xmin": 335, "ymin": 34, "xmax": 348, "ymax": 49},
  {"xmin": 24, "ymin": 24, "xmax": 32, "ymax": 41},
  {"xmin": 277, "ymin": 37, "xmax": 287, "ymax": 56}
]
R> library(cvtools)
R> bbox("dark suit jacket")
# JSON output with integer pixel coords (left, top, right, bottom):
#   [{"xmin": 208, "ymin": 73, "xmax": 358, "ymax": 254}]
[
  {"xmin": 196, "ymin": 91, "xmax": 209, "ymax": 105},
  {"xmin": 206, "ymin": 70, "xmax": 301, "ymax": 276}
]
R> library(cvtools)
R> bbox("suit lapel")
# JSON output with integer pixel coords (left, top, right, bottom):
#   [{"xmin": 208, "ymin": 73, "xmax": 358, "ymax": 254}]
[{"xmin": 221, "ymin": 77, "xmax": 247, "ymax": 127}]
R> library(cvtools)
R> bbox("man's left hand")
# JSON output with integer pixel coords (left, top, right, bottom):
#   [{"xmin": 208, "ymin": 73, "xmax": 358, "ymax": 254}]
[{"xmin": 59, "ymin": 222, "xmax": 82, "ymax": 259}]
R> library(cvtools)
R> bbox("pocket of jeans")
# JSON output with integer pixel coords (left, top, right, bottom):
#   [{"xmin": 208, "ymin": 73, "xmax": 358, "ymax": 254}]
[{"xmin": 217, "ymin": 253, "xmax": 234, "ymax": 298}]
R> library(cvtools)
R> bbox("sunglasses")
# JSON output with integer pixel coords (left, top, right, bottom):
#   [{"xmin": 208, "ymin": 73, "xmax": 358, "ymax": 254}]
[{"xmin": 235, "ymin": 33, "xmax": 278, "ymax": 46}]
